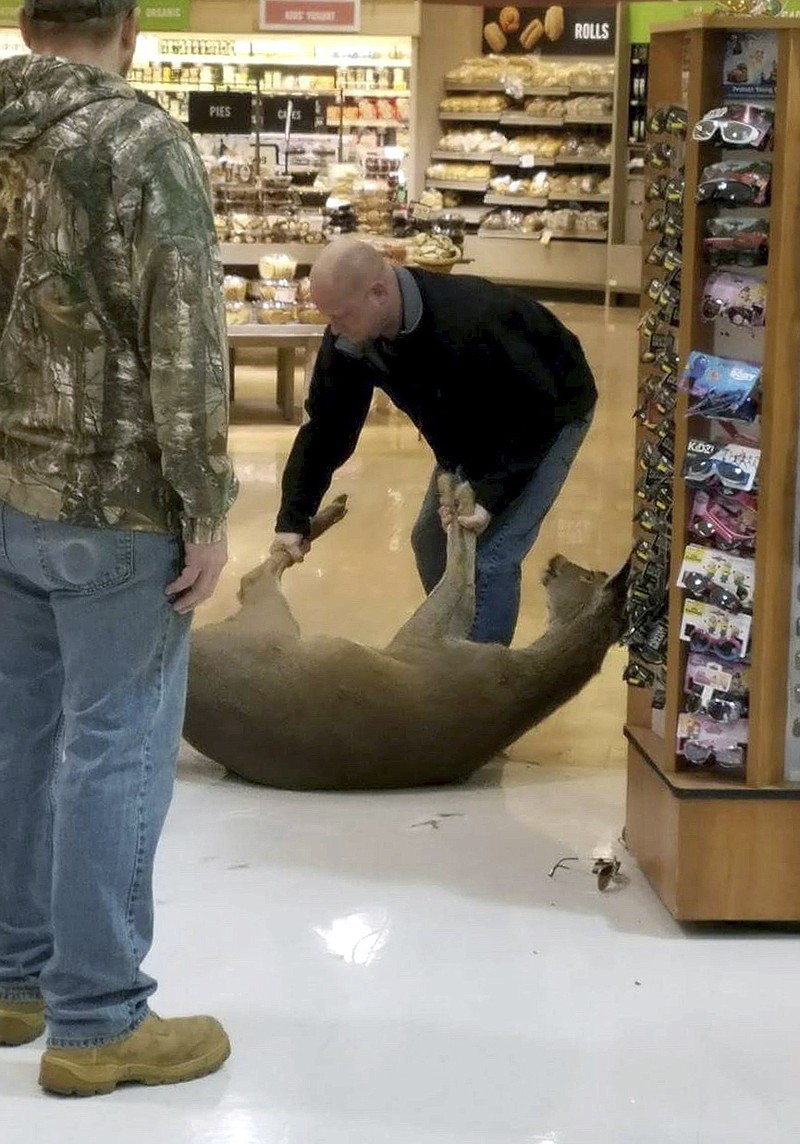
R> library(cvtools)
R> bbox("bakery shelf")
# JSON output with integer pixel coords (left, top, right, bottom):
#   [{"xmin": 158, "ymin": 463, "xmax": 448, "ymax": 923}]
[
  {"xmin": 438, "ymin": 111, "xmax": 504, "ymax": 122},
  {"xmin": 548, "ymin": 231, "xmax": 608, "ymax": 241},
  {"xmin": 220, "ymin": 242, "xmax": 326, "ymax": 266},
  {"xmin": 500, "ymin": 114, "xmax": 566, "ymax": 127},
  {"xmin": 524, "ymin": 86, "xmax": 571, "ymax": 97},
  {"xmin": 491, "ymin": 156, "xmax": 556, "ymax": 168},
  {"xmin": 444, "ymin": 81, "xmax": 507, "ymax": 92},
  {"xmin": 225, "ymin": 323, "xmax": 327, "ymax": 337},
  {"xmin": 556, "ymin": 156, "xmax": 613, "ymax": 166},
  {"xmin": 563, "ymin": 116, "xmax": 614, "ymax": 126},
  {"xmin": 430, "ymin": 151, "xmax": 499, "ymax": 163},
  {"xmin": 427, "ymin": 205, "xmax": 491, "ymax": 225},
  {"xmin": 327, "ymin": 119, "xmax": 408, "ymax": 129},
  {"xmin": 426, "ymin": 179, "xmax": 490, "ymax": 192},
  {"xmin": 478, "ymin": 229, "xmax": 542, "ymax": 240},
  {"xmin": 483, "ymin": 194, "xmax": 549, "ymax": 208},
  {"xmin": 547, "ymin": 192, "xmax": 610, "ymax": 203}
]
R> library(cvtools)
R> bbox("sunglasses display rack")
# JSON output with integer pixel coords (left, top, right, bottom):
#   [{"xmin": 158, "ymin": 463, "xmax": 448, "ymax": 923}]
[{"xmin": 623, "ymin": 16, "xmax": 800, "ymax": 922}]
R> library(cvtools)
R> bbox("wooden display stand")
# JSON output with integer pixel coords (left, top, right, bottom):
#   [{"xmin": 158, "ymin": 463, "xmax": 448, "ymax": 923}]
[{"xmin": 625, "ymin": 17, "xmax": 800, "ymax": 921}]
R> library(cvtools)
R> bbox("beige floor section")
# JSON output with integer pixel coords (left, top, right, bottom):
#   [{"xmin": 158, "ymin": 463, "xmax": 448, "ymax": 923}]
[{"xmin": 202, "ymin": 301, "xmax": 638, "ymax": 769}]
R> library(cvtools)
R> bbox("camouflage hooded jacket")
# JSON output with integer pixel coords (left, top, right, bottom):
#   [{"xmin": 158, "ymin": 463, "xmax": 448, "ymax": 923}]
[{"xmin": 0, "ymin": 54, "xmax": 237, "ymax": 542}]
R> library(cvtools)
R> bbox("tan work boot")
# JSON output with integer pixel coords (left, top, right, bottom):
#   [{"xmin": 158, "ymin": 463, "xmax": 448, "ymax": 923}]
[
  {"xmin": 39, "ymin": 1013, "xmax": 230, "ymax": 1096},
  {"xmin": 0, "ymin": 998, "xmax": 46, "ymax": 1046}
]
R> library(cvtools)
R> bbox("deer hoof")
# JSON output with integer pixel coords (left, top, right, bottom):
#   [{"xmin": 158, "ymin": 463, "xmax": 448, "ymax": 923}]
[
  {"xmin": 455, "ymin": 480, "xmax": 475, "ymax": 517},
  {"xmin": 436, "ymin": 471, "xmax": 458, "ymax": 510}
]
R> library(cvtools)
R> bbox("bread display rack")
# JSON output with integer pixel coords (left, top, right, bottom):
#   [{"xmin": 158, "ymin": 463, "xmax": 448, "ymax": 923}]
[
  {"xmin": 623, "ymin": 16, "xmax": 800, "ymax": 921},
  {"xmin": 426, "ymin": 53, "xmax": 615, "ymax": 243}
]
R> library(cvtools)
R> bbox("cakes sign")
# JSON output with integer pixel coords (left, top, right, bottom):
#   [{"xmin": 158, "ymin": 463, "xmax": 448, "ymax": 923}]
[
  {"xmin": 482, "ymin": 6, "xmax": 616, "ymax": 56},
  {"xmin": 260, "ymin": 0, "xmax": 361, "ymax": 32}
]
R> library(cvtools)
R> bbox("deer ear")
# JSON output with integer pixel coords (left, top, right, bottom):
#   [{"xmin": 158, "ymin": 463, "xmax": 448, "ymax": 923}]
[{"xmin": 603, "ymin": 553, "xmax": 633, "ymax": 593}]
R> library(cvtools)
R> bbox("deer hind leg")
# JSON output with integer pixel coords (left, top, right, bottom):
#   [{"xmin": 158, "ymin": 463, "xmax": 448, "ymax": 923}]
[{"xmin": 387, "ymin": 475, "xmax": 477, "ymax": 650}]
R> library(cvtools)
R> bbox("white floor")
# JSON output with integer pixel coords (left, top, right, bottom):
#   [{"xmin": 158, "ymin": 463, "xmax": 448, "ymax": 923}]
[{"xmin": 4, "ymin": 754, "xmax": 800, "ymax": 1143}]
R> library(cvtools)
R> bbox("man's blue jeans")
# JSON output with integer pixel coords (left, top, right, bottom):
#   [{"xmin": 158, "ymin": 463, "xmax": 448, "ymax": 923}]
[
  {"xmin": 0, "ymin": 501, "xmax": 191, "ymax": 1047},
  {"xmin": 411, "ymin": 414, "xmax": 593, "ymax": 646}
]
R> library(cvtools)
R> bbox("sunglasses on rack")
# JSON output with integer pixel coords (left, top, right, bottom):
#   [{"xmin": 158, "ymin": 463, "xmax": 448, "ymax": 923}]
[
  {"xmin": 684, "ymin": 454, "xmax": 752, "ymax": 489},
  {"xmin": 640, "ymin": 331, "xmax": 677, "ymax": 364},
  {"xmin": 645, "ymin": 176, "xmax": 668, "ymax": 202},
  {"xmin": 628, "ymin": 617, "xmax": 670, "ymax": 666},
  {"xmin": 624, "ymin": 660, "xmax": 657, "ymax": 688},
  {"xmin": 704, "ymin": 236, "xmax": 769, "ymax": 269},
  {"xmin": 692, "ymin": 104, "xmax": 774, "ymax": 149},
  {"xmin": 686, "ymin": 628, "xmax": 744, "ymax": 661},
  {"xmin": 682, "ymin": 741, "xmax": 745, "ymax": 770},
  {"xmin": 645, "ymin": 141, "xmax": 676, "ymax": 169},
  {"xmin": 685, "ymin": 687, "xmax": 748, "ymax": 722},
  {"xmin": 696, "ymin": 162, "xmax": 771, "ymax": 207},
  {"xmin": 647, "ymin": 104, "xmax": 689, "ymax": 138},
  {"xmin": 635, "ymin": 507, "xmax": 671, "ymax": 536},
  {"xmin": 682, "ymin": 571, "xmax": 743, "ymax": 613}
]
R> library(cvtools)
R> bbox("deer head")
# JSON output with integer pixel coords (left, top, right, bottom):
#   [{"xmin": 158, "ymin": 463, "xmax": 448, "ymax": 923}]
[{"xmin": 542, "ymin": 553, "xmax": 630, "ymax": 638}]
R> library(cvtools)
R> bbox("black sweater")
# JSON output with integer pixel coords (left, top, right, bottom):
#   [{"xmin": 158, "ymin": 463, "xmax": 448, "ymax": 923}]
[{"xmin": 276, "ymin": 269, "xmax": 597, "ymax": 534}]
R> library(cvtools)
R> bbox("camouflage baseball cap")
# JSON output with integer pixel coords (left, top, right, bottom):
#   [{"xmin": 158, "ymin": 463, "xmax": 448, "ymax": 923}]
[{"xmin": 24, "ymin": 0, "xmax": 135, "ymax": 20}]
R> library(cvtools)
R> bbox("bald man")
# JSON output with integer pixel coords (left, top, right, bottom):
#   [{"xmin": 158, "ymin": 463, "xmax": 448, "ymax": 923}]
[{"xmin": 272, "ymin": 238, "xmax": 597, "ymax": 646}]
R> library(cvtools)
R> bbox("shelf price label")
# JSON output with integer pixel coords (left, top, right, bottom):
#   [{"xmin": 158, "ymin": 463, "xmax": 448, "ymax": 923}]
[
  {"xmin": 188, "ymin": 92, "xmax": 253, "ymax": 135},
  {"xmin": 260, "ymin": 0, "xmax": 361, "ymax": 32}
]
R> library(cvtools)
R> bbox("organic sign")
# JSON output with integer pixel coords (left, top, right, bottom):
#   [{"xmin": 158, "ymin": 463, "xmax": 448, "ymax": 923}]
[
  {"xmin": 138, "ymin": 1, "xmax": 191, "ymax": 31},
  {"xmin": 482, "ymin": 5, "xmax": 616, "ymax": 55}
]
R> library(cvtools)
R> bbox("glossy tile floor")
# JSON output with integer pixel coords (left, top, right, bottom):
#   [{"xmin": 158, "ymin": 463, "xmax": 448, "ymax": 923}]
[{"xmin": 5, "ymin": 304, "xmax": 800, "ymax": 1143}]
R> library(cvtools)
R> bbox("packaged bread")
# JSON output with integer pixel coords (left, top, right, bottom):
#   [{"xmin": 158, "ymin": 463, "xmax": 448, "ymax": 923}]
[
  {"xmin": 225, "ymin": 301, "xmax": 250, "ymax": 326},
  {"xmin": 298, "ymin": 306, "xmax": 325, "ymax": 325},
  {"xmin": 258, "ymin": 253, "xmax": 297, "ymax": 281},
  {"xmin": 223, "ymin": 275, "xmax": 247, "ymax": 303}
]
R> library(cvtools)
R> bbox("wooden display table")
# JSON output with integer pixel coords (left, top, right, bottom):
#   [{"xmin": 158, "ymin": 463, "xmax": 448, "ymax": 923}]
[{"xmin": 226, "ymin": 324, "xmax": 326, "ymax": 422}]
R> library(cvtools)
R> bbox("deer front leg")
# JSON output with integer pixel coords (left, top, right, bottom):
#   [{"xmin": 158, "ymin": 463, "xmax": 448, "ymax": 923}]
[
  {"xmin": 236, "ymin": 494, "xmax": 349, "ymax": 638},
  {"xmin": 387, "ymin": 476, "xmax": 477, "ymax": 650}
]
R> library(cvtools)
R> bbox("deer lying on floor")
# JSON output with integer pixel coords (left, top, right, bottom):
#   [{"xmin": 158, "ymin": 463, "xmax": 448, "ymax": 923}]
[{"xmin": 183, "ymin": 477, "xmax": 629, "ymax": 790}]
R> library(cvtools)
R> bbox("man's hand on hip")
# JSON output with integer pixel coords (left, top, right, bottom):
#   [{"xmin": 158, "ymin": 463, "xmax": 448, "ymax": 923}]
[
  {"xmin": 167, "ymin": 536, "xmax": 229, "ymax": 614},
  {"xmin": 271, "ymin": 532, "xmax": 310, "ymax": 564}
]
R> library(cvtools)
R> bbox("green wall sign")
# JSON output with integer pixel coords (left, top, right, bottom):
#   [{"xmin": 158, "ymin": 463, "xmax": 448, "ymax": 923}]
[
  {"xmin": 138, "ymin": 1, "xmax": 191, "ymax": 30},
  {"xmin": 629, "ymin": 0, "xmax": 800, "ymax": 42},
  {"xmin": 0, "ymin": 1, "xmax": 192, "ymax": 29},
  {"xmin": 0, "ymin": 3, "xmax": 19, "ymax": 27}
]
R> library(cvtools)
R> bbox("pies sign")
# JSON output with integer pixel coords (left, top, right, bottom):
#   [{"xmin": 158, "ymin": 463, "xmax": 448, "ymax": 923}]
[{"xmin": 482, "ymin": 6, "xmax": 616, "ymax": 56}]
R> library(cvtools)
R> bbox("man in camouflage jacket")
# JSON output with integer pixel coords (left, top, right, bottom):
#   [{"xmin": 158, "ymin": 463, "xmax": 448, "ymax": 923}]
[{"xmin": 0, "ymin": 0, "xmax": 237, "ymax": 1094}]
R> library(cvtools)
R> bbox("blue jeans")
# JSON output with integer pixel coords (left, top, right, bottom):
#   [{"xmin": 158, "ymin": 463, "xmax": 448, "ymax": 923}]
[
  {"xmin": 411, "ymin": 414, "xmax": 593, "ymax": 646},
  {"xmin": 0, "ymin": 502, "xmax": 191, "ymax": 1047}
]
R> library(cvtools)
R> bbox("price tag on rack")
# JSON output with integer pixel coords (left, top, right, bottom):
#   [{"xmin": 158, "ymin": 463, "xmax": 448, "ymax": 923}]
[
  {"xmin": 410, "ymin": 202, "xmax": 433, "ymax": 223},
  {"xmin": 520, "ymin": 154, "xmax": 536, "ymax": 169}
]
